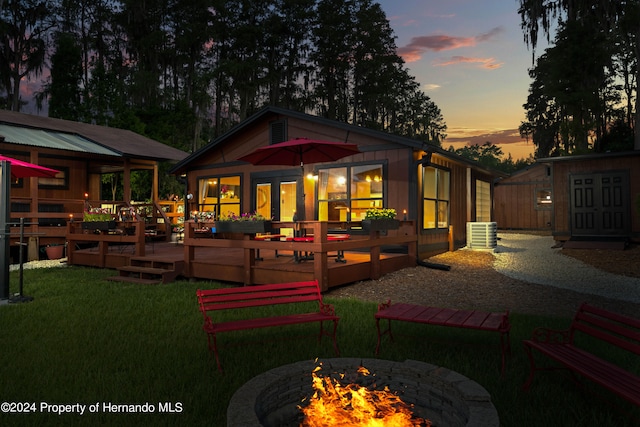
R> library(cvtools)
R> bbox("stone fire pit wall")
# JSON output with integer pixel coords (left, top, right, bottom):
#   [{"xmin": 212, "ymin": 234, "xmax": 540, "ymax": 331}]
[{"xmin": 227, "ymin": 358, "xmax": 499, "ymax": 427}]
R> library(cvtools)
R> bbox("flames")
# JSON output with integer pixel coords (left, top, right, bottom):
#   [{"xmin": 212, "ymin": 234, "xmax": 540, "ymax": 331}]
[{"xmin": 299, "ymin": 363, "xmax": 430, "ymax": 427}]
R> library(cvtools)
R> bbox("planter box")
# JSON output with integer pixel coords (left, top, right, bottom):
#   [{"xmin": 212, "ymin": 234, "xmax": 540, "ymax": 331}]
[
  {"xmin": 215, "ymin": 221, "xmax": 272, "ymax": 234},
  {"xmin": 81, "ymin": 220, "xmax": 116, "ymax": 231},
  {"xmin": 362, "ymin": 219, "xmax": 400, "ymax": 231}
]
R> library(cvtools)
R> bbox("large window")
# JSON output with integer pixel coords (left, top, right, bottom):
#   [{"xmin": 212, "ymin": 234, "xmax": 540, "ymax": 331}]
[
  {"xmin": 476, "ymin": 179, "xmax": 491, "ymax": 222},
  {"xmin": 317, "ymin": 163, "xmax": 384, "ymax": 222},
  {"xmin": 423, "ymin": 166, "xmax": 450, "ymax": 229},
  {"xmin": 197, "ymin": 175, "xmax": 241, "ymax": 218}
]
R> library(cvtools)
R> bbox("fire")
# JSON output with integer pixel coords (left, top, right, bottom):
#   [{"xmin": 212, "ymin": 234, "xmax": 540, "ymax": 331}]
[{"xmin": 299, "ymin": 364, "xmax": 431, "ymax": 427}]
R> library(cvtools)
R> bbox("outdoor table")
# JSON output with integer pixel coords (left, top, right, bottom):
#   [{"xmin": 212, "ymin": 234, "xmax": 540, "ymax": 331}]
[
  {"xmin": 253, "ymin": 234, "xmax": 287, "ymax": 260},
  {"xmin": 287, "ymin": 234, "xmax": 350, "ymax": 263}
]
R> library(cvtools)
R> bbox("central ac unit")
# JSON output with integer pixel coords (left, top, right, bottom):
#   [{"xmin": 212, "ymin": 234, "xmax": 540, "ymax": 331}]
[{"xmin": 466, "ymin": 222, "xmax": 497, "ymax": 249}]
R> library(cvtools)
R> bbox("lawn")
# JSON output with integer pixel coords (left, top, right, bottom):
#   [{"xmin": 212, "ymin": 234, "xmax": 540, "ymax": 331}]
[{"xmin": 0, "ymin": 266, "xmax": 637, "ymax": 426}]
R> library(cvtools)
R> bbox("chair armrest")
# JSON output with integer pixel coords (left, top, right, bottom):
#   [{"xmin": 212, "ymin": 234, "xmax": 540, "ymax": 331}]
[{"xmin": 319, "ymin": 302, "xmax": 336, "ymax": 317}]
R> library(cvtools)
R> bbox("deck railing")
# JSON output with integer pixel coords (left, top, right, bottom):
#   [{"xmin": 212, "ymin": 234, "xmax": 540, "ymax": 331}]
[{"xmin": 182, "ymin": 220, "xmax": 417, "ymax": 290}]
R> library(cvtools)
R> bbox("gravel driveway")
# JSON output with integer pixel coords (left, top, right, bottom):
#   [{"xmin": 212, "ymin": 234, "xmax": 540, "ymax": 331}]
[
  {"xmin": 493, "ymin": 233, "xmax": 640, "ymax": 303},
  {"xmin": 328, "ymin": 233, "xmax": 640, "ymax": 318}
]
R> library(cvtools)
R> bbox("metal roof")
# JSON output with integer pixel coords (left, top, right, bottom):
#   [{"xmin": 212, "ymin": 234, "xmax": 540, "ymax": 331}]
[
  {"xmin": 0, "ymin": 124, "xmax": 120, "ymax": 156},
  {"xmin": 0, "ymin": 110, "xmax": 188, "ymax": 162}
]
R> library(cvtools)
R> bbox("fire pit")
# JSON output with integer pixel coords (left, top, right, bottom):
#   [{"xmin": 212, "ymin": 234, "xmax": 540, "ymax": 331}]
[{"xmin": 227, "ymin": 358, "xmax": 499, "ymax": 427}]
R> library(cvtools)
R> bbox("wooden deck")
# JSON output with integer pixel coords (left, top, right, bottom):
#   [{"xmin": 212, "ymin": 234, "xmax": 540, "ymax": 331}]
[
  {"xmin": 67, "ymin": 220, "xmax": 417, "ymax": 290},
  {"xmin": 71, "ymin": 241, "xmax": 413, "ymax": 290}
]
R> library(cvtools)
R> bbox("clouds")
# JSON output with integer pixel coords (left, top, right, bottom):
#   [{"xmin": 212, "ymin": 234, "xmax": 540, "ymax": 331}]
[
  {"xmin": 434, "ymin": 56, "xmax": 504, "ymax": 69},
  {"xmin": 398, "ymin": 26, "xmax": 505, "ymax": 69}
]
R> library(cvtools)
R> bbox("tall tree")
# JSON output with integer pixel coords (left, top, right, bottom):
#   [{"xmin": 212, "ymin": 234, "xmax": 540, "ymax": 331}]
[
  {"xmin": 46, "ymin": 31, "xmax": 83, "ymax": 119},
  {"xmin": 0, "ymin": 0, "xmax": 54, "ymax": 111},
  {"xmin": 518, "ymin": 0, "xmax": 640, "ymax": 150},
  {"xmin": 520, "ymin": 18, "xmax": 613, "ymax": 155}
]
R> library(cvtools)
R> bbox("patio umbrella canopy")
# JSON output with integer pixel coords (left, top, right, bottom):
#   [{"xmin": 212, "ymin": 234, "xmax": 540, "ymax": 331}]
[
  {"xmin": 0, "ymin": 155, "xmax": 60, "ymax": 179},
  {"xmin": 237, "ymin": 137, "xmax": 360, "ymax": 168}
]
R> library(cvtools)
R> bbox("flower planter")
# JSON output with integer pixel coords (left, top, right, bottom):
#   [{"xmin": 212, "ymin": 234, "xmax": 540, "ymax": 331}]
[
  {"xmin": 215, "ymin": 221, "xmax": 272, "ymax": 234},
  {"xmin": 45, "ymin": 245, "xmax": 64, "ymax": 260},
  {"xmin": 81, "ymin": 220, "xmax": 116, "ymax": 231},
  {"xmin": 362, "ymin": 218, "xmax": 400, "ymax": 231}
]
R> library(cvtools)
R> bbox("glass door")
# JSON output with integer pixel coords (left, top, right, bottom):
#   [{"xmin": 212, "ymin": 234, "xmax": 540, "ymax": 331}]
[{"xmin": 253, "ymin": 175, "xmax": 300, "ymax": 238}]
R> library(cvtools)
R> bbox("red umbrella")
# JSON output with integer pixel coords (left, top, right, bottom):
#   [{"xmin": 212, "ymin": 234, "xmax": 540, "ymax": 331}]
[
  {"xmin": 0, "ymin": 155, "xmax": 60, "ymax": 178},
  {"xmin": 237, "ymin": 137, "xmax": 360, "ymax": 168}
]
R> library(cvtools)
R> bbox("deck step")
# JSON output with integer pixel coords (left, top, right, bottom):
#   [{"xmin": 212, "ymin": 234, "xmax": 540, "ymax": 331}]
[{"xmin": 107, "ymin": 261, "xmax": 184, "ymax": 284}]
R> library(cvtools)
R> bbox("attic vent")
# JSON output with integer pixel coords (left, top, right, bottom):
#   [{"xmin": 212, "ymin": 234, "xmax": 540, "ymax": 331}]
[
  {"xmin": 466, "ymin": 222, "xmax": 497, "ymax": 249},
  {"xmin": 269, "ymin": 119, "xmax": 287, "ymax": 145}
]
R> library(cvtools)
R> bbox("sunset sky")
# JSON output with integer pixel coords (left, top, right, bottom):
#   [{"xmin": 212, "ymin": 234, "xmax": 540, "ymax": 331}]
[
  {"xmin": 378, "ymin": 0, "xmax": 545, "ymax": 159},
  {"xmin": 19, "ymin": 1, "xmax": 543, "ymax": 160}
]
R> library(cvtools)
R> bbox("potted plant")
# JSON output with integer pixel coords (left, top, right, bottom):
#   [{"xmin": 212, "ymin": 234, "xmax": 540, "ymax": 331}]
[
  {"xmin": 44, "ymin": 243, "xmax": 65, "ymax": 260},
  {"xmin": 215, "ymin": 211, "xmax": 272, "ymax": 234},
  {"xmin": 362, "ymin": 208, "xmax": 400, "ymax": 231},
  {"xmin": 82, "ymin": 207, "xmax": 116, "ymax": 231}
]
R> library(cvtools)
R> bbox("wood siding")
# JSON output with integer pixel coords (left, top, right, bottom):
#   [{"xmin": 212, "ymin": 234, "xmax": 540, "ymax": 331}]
[
  {"xmin": 551, "ymin": 156, "xmax": 639, "ymax": 241},
  {"xmin": 494, "ymin": 164, "xmax": 553, "ymax": 231}
]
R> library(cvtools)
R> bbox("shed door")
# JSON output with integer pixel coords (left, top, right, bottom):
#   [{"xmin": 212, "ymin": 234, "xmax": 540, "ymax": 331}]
[{"xmin": 570, "ymin": 171, "xmax": 629, "ymax": 237}]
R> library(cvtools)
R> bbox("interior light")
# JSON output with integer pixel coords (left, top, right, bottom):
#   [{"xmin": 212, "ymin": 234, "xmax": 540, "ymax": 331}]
[
  {"xmin": 337, "ymin": 176, "xmax": 346, "ymax": 185},
  {"xmin": 366, "ymin": 175, "xmax": 371, "ymax": 182}
]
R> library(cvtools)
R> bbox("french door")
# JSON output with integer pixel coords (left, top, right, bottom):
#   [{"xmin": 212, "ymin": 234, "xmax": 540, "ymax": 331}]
[
  {"xmin": 252, "ymin": 172, "xmax": 302, "ymax": 235},
  {"xmin": 570, "ymin": 171, "xmax": 629, "ymax": 237}
]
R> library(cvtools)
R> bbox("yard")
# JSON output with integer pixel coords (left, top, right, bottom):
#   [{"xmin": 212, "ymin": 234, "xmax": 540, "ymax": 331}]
[{"xmin": 0, "ymin": 266, "xmax": 638, "ymax": 426}]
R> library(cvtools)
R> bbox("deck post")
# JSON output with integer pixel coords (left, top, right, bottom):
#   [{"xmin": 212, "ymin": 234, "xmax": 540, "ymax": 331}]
[
  {"xmin": 369, "ymin": 230, "xmax": 382, "ymax": 279},
  {"xmin": 243, "ymin": 234, "xmax": 255, "ymax": 285}
]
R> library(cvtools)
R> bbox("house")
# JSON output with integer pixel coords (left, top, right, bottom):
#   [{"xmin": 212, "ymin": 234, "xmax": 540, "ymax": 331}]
[
  {"xmin": 0, "ymin": 110, "xmax": 189, "ymax": 261},
  {"xmin": 170, "ymin": 106, "xmax": 503, "ymax": 261},
  {"xmin": 494, "ymin": 151, "xmax": 640, "ymax": 245}
]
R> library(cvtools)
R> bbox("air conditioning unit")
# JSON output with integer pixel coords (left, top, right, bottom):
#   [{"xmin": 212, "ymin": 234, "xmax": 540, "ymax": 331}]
[{"xmin": 466, "ymin": 222, "xmax": 497, "ymax": 249}]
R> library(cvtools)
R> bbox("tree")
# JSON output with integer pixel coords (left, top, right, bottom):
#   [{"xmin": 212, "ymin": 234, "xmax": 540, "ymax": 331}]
[
  {"xmin": 518, "ymin": 0, "xmax": 640, "ymax": 150},
  {"xmin": 520, "ymin": 19, "xmax": 614, "ymax": 156},
  {"xmin": 448, "ymin": 142, "xmax": 534, "ymax": 173},
  {"xmin": 44, "ymin": 31, "xmax": 83, "ymax": 119},
  {"xmin": 0, "ymin": 0, "xmax": 54, "ymax": 111}
]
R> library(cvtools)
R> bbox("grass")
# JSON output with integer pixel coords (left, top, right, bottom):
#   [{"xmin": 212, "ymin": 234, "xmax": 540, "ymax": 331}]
[{"xmin": 0, "ymin": 266, "xmax": 638, "ymax": 426}]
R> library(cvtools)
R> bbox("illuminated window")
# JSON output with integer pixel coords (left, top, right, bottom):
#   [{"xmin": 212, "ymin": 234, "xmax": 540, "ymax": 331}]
[
  {"xmin": 317, "ymin": 164, "xmax": 384, "ymax": 222},
  {"xmin": 197, "ymin": 175, "xmax": 241, "ymax": 218},
  {"xmin": 536, "ymin": 188, "xmax": 552, "ymax": 209},
  {"xmin": 423, "ymin": 166, "xmax": 449, "ymax": 230},
  {"xmin": 476, "ymin": 180, "xmax": 491, "ymax": 222}
]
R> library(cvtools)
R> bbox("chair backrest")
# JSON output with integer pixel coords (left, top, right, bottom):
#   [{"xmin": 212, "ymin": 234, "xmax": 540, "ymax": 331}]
[
  {"xmin": 571, "ymin": 303, "xmax": 640, "ymax": 355},
  {"xmin": 197, "ymin": 280, "xmax": 322, "ymax": 313}
]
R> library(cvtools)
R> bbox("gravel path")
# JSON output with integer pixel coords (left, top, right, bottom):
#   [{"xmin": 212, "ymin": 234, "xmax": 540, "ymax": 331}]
[{"xmin": 493, "ymin": 234, "xmax": 640, "ymax": 303}]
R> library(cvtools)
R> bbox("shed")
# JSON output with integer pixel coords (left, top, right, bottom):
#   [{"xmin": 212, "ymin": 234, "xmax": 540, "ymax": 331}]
[{"xmin": 494, "ymin": 151, "xmax": 640, "ymax": 244}]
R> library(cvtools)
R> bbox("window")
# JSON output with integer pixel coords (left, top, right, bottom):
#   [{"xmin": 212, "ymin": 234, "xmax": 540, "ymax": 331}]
[
  {"xmin": 536, "ymin": 188, "xmax": 552, "ymax": 209},
  {"xmin": 317, "ymin": 163, "xmax": 384, "ymax": 222},
  {"xmin": 38, "ymin": 166, "xmax": 68, "ymax": 189},
  {"xmin": 422, "ymin": 166, "xmax": 450, "ymax": 229},
  {"xmin": 476, "ymin": 180, "xmax": 491, "ymax": 222},
  {"xmin": 197, "ymin": 175, "xmax": 241, "ymax": 218}
]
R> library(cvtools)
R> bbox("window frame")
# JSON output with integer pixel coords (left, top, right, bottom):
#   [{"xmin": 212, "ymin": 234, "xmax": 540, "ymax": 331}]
[
  {"xmin": 196, "ymin": 174, "xmax": 243, "ymax": 218},
  {"xmin": 422, "ymin": 165, "xmax": 450, "ymax": 231},
  {"xmin": 315, "ymin": 161, "xmax": 387, "ymax": 224}
]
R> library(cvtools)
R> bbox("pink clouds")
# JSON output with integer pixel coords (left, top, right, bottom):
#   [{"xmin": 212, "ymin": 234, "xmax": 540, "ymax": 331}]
[
  {"xmin": 397, "ymin": 26, "xmax": 504, "ymax": 66},
  {"xmin": 434, "ymin": 56, "xmax": 504, "ymax": 69}
]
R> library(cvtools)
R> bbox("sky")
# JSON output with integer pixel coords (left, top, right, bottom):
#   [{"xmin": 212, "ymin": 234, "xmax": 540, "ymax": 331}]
[
  {"xmin": 377, "ymin": 0, "xmax": 543, "ymax": 160},
  {"xmin": 19, "ymin": 1, "xmax": 540, "ymax": 160}
]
